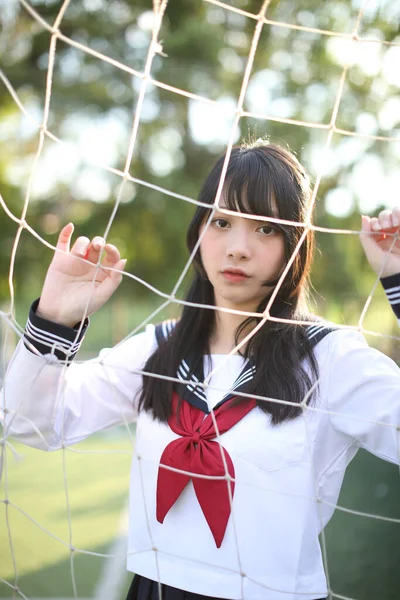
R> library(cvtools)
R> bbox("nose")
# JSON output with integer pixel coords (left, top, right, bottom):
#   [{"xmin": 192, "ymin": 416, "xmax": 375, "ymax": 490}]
[{"xmin": 226, "ymin": 227, "xmax": 251, "ymax": 260}]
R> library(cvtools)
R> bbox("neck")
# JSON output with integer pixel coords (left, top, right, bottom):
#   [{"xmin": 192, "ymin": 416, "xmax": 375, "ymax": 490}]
[{"xmin": 209, "ymin": 308, "xmax": 256, "ymax": 354}]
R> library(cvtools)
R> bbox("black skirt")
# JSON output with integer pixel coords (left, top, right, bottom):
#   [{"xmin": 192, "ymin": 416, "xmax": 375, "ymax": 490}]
[
  {"xmin": 126, "ymin": 575, "xmax": 225, "ymax": 599},
  {"xmin": 126, "ymin": 575, "xmax": 327, "ymax": 600}
]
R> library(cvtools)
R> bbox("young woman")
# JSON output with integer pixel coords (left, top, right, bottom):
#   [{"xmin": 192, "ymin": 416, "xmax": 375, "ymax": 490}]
[{"xmin": 3, "ymin": 142, "xmax": 400, "ymax": 600}]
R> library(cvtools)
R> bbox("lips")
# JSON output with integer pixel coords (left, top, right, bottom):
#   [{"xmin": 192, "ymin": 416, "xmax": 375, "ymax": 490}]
[{"xmin": 222, "ymin": 269, "xmax": 250, "ymax": 282}]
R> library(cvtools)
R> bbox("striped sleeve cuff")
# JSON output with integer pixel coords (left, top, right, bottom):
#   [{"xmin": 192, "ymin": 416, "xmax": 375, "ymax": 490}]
[
  {"xmin": 380, "ymin": 273, "xmax": 400, "ymax": 320},
  {"xmin": 23, "ymin": 298, "xmax": 89, "ymax": 363}
]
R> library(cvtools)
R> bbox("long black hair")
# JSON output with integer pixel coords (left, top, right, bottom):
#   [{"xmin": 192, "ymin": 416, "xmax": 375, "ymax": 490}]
[{"xmin": 138, "ymin": 141, "xmax": 320, "ymax": 425}]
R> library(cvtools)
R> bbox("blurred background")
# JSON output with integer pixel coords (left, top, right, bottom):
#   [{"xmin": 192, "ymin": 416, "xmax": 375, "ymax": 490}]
[{"xmin": 0, "ymin": 0, "xmax": 400, "ymax": 598}]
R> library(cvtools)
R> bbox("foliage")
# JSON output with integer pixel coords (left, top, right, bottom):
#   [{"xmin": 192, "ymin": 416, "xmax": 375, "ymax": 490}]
[{"xmin": 1, "ymin": 0, "xmax": 399, "ymax": 324}]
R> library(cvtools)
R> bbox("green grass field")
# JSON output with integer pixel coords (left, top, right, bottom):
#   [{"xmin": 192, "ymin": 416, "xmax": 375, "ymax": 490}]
[{"xmin": 0, "ymin": 431, "xmax": 134, "ymax": 598}]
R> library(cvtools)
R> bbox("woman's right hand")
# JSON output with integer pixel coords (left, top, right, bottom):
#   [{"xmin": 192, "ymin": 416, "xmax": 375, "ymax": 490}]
[{"xmin": 37, "ymin": 223, "xmax": 127, "ymax": 328}]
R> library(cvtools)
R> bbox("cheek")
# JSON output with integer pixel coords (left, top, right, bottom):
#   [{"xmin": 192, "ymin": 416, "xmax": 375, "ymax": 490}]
[
  {"xmin": 264, "ymin": 238, "xmax": 286, "ymax": 268},
  {"xmin": 199, "ymin": 238, "xmax": 213, "ymax": 274},
  {"xmin": 199, "ymin": 231, "xmax": 218, "ymax": 261}
]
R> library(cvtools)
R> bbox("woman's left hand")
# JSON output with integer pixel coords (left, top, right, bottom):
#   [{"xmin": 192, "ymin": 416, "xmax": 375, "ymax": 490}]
[{"xmin": 360, "ymin": 208, "xmax": 400, "ymax": 278}]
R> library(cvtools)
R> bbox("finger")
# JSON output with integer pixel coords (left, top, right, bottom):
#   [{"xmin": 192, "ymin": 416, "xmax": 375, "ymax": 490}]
[
  {"xmin": 101, "ymin": 244, "xmax": 121, "ymax": 270},
  {"xmin": 109, "ymin": 258, "xmax": 127, "ymax": 283},
  {"xmin": 85, "ymin": 236, "xmax": 106, "ymax": 263},
  {"xmin": 56, "ymin": 223, "xmax": 74, "ymax": 253},
  {"xmin": 360, "ymin": 214, "xmax": 392, "ymax": 253},
  {"xmin": 370, "ymin": 217, "xmax": 381, "ymax": 232},
  {"xmin": 92, "ymin": 245, "xmax": 122, "ymax": 283},
  {"xmin": 376, "ymin": 226, "xmax": 399, "ymax": 242},
  {"xmin": 361, "ymin": 215, "xmax": 372, "ymax": 233},
  {"xmin": 360, "ymin": 215, "xmax": 375, "ymax": 253},
  {"xmin": 98, "ymin": 258, "xmax": 127, "ymax": 297},
  {"xmin": 378, "ymin": 209, "xmax": 393, "ymax": 230},
  {"xmin": 70, "ymin": 236, "xmax": 91, "ymax": 258},
  {"xmin": 392, "ymin": 206, "xmax": 400, "ymax": 227}
]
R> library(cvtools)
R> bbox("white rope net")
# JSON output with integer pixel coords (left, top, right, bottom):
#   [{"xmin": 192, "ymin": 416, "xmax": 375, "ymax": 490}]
[{"xmin": 0, "ymin": 1, "xmax": 399, "ymax": 599}]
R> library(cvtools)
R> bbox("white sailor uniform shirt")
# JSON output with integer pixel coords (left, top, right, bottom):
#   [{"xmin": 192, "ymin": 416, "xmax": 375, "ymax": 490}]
[{"xmin": 2, "ymin": 273, "xmax": 400, "ymax": 600}]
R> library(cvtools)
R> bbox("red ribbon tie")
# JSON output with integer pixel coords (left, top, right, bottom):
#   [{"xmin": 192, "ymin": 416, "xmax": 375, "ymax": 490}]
[{"xmin": 156, "ymin": 392, "xmax": 256, "ymax": 547}]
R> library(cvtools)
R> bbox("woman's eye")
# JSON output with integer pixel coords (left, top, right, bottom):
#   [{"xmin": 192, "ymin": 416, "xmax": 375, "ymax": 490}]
[
  {"xmin": 258, "ymin": 225, "xmax": 275, "ymax": 235},
  {"xmin": 213, "ymin": 218, "xmax": 229, "ymax": 229}
]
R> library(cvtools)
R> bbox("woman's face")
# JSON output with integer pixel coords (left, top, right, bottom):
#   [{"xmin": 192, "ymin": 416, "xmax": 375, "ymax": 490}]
[{"xmin": 199, "ymin": 202, "xmax": 286, "ymax": 313}]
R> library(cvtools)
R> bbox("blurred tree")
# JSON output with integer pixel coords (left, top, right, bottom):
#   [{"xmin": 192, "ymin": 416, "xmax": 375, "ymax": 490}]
[{"xmin": 1, "ymin": 0, "xmax": 399, "ymax": 314}]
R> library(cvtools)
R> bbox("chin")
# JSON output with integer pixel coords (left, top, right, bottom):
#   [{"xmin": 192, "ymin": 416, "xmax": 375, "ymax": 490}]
[{"xmin": 220, "ymin": 295, "xmax": 261, "ymax": 312}]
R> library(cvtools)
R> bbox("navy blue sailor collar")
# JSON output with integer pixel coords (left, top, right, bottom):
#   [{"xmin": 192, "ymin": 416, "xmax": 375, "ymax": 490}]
[{"xmin": 154, "ymin": 319, "xmax": 336, "ymax": 414}]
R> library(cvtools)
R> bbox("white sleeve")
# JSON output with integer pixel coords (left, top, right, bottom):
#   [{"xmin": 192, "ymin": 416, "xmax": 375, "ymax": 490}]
[
  {"xmin": 1, "ymin": 327, "xmax": 157, "ymax": 451},
  {"xmin": 326, "ymin": 330, "xmax": 400, "ymax": 465}
]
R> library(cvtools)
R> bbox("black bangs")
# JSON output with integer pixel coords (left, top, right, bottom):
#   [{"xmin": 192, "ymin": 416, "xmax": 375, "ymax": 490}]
[
  {"xmin": 222, "ymin": 150, "xmax": 278, "ymax": 220},
  {"xmin": 194, "ymin": 145, "xmax": 306, "ymax": 230}
]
